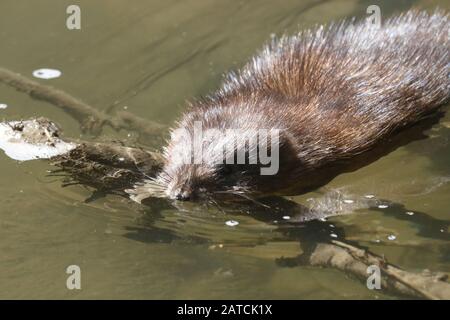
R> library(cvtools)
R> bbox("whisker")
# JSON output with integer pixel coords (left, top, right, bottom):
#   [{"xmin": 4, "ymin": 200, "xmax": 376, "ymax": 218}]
[
  {"xmin": 215, "ymin": 190, "xmax": 271, "ymax": 209},
  {"xmin": 206, "ymin": 194, "xmax": 227, "ymax": 214}
]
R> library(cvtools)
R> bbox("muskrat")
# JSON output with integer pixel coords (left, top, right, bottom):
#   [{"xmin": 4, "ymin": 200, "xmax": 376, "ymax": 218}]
[{"xmin": 129, "ymin": 9, "xmax": 449, "ymax": 203}]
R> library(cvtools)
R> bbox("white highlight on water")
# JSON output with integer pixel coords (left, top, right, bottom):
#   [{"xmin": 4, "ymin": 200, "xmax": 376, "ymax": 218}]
[
  {"xmin": 225, "ymin": 220, "xmax": 239, "ymax": 227},
  {"xmin": 32, "ymin": 68, "xmax": 62, "ymax": 79}
]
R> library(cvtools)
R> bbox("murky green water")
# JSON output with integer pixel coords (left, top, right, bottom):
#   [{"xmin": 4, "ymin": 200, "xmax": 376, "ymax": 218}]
[{"xmin": 0, "ymin": 0, "xmax": 449, "ymax": 299}]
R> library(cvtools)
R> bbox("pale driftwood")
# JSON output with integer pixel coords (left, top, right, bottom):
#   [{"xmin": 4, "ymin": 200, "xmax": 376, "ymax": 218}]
[
  {"xmin": 1, "ymin": 66, "xmax": 449, "ymax": 299},
  {"xmin": 0, "ymin": 116, "xmax": 163, "ymax": 192}
]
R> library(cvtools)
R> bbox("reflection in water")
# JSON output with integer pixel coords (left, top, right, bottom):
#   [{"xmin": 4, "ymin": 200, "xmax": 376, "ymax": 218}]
[
  {"xmin": 125, "ymin": 188, "xmax": 449, "ymax": 248},
  {"xmin": 116, "ymin": 185, "xmax": 450, "ymax": 299}
]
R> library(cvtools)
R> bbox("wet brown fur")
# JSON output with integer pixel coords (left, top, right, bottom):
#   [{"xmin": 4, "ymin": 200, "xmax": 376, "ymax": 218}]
[{"xmin": 137, "ymin": 9, "xmax": 450, "ymax": 201}]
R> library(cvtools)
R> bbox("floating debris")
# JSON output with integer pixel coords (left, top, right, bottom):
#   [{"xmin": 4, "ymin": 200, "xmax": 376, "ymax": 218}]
[
  {"xmin": 374, "ymin": 239, "xmax": 381, "ymax": 243},
  {"xmin": 343, "ymin": 199, "xmax": 354, "ymax": 204},
  {"xmin": 0, "ymin": 103, "xmax": 7, "ymax": 109},
  {"xmin": 364, "ymin": 194, "xmax": 375, "ymax": 199},
  {"xmin": 118, "ymin": 157, "xmax": 125, "ymax": 162},
  {"xmin": 32, "ymin": 68, "xmax": 62, "ymax": 79},
  {"xmin": 225, "ymin": 220, "xmax": 239, "ymax": 227},
  {"xmin": 0, "ymin": 119, "xmax": 76, "ymax": 161},
  {"xmin": 387, "ymin": 234, "xmax": 397, "ymax": 241},
  {"xmin": 330, "ymin": 233, "xmax": 338, "ymax": 238},
  {"xmin": 405, "ymin": 211, "xmax": 415, "ymax": 216},
  {"xmin": 378, "ymin": 204, "xmax": 389, "ymax": 209},
  {"xmin": 282, "ymin": 215, "xmax": 291, "ymax": 220}
]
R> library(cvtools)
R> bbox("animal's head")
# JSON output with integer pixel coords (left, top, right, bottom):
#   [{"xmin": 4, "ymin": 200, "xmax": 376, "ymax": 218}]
[{"xmin": 137, "ymin": 119, "xmax": 286, "ymax": 203}]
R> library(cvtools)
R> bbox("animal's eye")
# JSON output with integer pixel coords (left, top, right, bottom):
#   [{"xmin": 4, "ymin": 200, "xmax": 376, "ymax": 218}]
[{"xmin": 218, "ymin": 165, "xmax": 234, "ymax": 176}]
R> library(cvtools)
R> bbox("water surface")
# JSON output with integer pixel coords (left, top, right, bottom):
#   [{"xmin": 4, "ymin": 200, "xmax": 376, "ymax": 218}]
[{"xmin": 0, "ymin": 0, "xmax": 449, "ymax": 299}]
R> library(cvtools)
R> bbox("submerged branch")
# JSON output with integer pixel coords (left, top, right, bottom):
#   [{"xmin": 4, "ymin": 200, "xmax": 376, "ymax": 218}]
[
  {"xmin": 51, "ymin": 141, "xmax": 164, "ymax": 193},
  {"xmin": 0, "ymin": 67, "xmax": 166, "ymax": 138},
  {"xmin": 289, "ymin": 240, "xmax": 450, "ymax": 299}
]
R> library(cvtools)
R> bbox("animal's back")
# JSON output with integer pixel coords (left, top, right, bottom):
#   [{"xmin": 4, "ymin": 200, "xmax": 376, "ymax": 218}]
[
  {"xmin": 147, "ymin": 9, "xmax": 450, "ymax": 201},
  {"xmin": 220, "ymin": 9, "xmax": 449, "ymax": 161}
]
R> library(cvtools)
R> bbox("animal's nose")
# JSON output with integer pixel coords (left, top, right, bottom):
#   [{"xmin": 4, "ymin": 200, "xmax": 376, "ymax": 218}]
[{"xmin": 175, "ymin": 191, "xmax": 190, "ymax": 201}]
